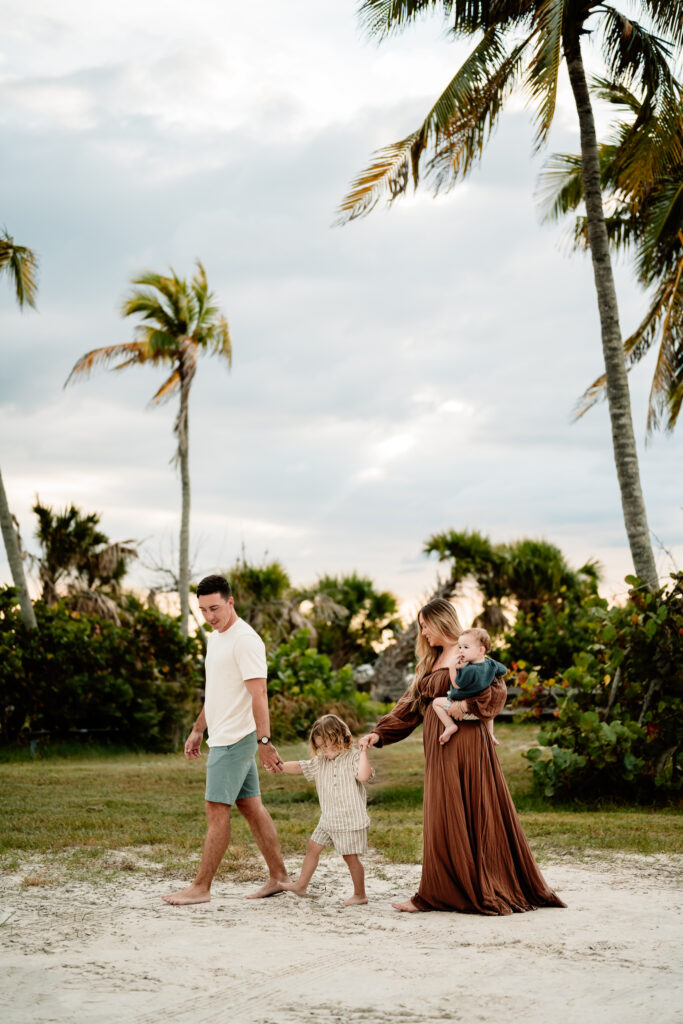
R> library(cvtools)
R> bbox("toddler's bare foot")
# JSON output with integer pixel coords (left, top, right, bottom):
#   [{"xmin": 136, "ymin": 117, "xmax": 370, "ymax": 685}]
[
  {"xmin": 281, "ymin": 881, "xmax": 308, "ymax": 898},
  {"xmin": 439, "ymin": 724, "xmax": 458, "ymax": 745},
  {"xmin": 344, "ymin": 894, "xmax": 368, "ymax": 906},
  {"xmin": 491, "ymin": 735, "xmax": 500, "ymax": 746}
]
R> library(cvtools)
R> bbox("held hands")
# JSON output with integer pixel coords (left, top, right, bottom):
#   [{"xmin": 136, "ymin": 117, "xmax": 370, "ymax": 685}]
[
  {"xmin": 358, "ymin": 733, "xmax": 380, "ymax": 751},
  {"xmin": 260, "ymin": 743, "xmax": 285, "ymax": 774}
]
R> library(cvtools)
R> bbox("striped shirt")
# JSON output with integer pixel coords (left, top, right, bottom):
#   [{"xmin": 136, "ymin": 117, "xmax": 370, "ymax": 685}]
[{"xmin": 299, "ymin": 749, "xmax": 375, "ymax": 832}]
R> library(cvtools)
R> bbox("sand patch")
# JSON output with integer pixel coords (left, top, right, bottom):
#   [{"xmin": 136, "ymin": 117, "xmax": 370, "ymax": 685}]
[{"xmin": 1, "ymin": 852, "xmax": 681, "ymax": 1024}]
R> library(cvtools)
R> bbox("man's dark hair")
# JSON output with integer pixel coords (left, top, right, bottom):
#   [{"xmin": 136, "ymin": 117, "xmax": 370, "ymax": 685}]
[{"xmin": 196, "ymin": 574, "xmax": 232, "ymax": 599}]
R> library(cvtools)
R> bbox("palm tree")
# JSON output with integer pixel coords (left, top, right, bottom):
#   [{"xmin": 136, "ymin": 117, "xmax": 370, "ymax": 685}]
[
  {"xmin": 32, "ymin": 499, "xmax": 138, "ymax": 622},
  {"xmin": 425, "ymin": 528, "xmax": 600, "ymax": 625},
  {"xmin": 0, "ymin": 229, "xmax": 38, "ymax": 630},
  {"xmin": 66, "ymin": 261, "xmax": 232, "ymax": 635},
  {"xmin": 537, "ymin": 76, "xmax": 683, "ymax": 432},
  {"xmin": 338, "ymin": 2, "xmax": 682, "ymax": 588}
]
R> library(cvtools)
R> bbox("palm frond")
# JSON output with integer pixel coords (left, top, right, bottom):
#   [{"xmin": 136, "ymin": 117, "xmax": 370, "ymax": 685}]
[
  {"xmin": 574, "ymin": 263, "xmax": 683, "ymax": 427},
  {"xmin": 358, "ymin": 1, "xmax": 453, "ymax": 40},
  {"xmin": 207, "ymin": 317, "xmax": 233, "ymax": 364},
  {"xmin": 526, "ymin": 0, "xmax": 569, "ymax": 147},
  {"xmin": 427, "ymin": 37, "xmax": 528, "ymax": 191},
  {"xmin": 637, "ymin": 181, "xmax": 683, "ymax": 283},
  {"xmin": 64, "ymin": 342, "xmax": 151, "ymax": 386},
  {"xmin": 337, "ymin": 26, "xmax": 512, "ymax": 222},
  {"xmin": 589, "ymin": 75, "xmax": 642, "ymax": 114},
  {"xmin": 0, "ymin": 230, "xmax": 39, "ymax": 309},
  {"xmin": 601, "ymin": 7, "xmax": 677, "ymax": 101},
  {"xmin": 639, "ymin": 1, "xmax": 683, "ymax": 49},
  {"xmin": 646, "ymin": 250, "xmax": 683, "ymax": 432},
  {"xmin": 536, "ymin": 152, "xmax": 585, "ymax": 222},
  {"xmin": 150, "ymin": 368, "xmax": 182, "ymax": 404}
]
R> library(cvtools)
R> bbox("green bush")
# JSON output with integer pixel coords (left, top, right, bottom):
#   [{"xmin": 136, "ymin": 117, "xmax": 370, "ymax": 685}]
[
  {"xmin": 0, "ymin": 588, "xmax": 202, "ymax": 751},
  {"xmin": 267, "ymin": 630, "xmax": 370, "ymax": 740},
  {"xmin": 524, "ymin": 574, "xmax": 683, "ymax": 800}
]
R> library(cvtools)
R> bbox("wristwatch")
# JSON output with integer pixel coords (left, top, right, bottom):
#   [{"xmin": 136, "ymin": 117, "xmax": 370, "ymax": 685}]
[{"xmin": 259, "ymin": 736, "xmax": 271, "ymax": 745}]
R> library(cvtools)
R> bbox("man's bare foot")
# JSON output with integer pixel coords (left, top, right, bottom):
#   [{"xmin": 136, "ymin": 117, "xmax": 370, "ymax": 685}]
[
  {"xmin": 281, "ymin": 881, "xmax": 308, "ymax": 898},
  {"xmin": 391, "ymin": 899, "xmax": 421, "ymax": 913},
  {"xmin": 162, "ymin": 884, "xmax": 211, "ymax": 906},
  {"xmin": 245, "ymin": 878, "xmax": 289, "ymax": 899},
  {"xmin": 344, "ymin": 894, "xmax": 368, "ymax": 906},
  {"xmin": 439, "ymin": 725, "xmax": 458, "ymax": 745}
]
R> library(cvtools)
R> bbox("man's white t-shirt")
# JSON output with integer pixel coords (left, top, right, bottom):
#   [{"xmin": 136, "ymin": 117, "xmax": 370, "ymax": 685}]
[{"xmin": 204, "ymin": 618, "xmax": 267, "ymax": 747}]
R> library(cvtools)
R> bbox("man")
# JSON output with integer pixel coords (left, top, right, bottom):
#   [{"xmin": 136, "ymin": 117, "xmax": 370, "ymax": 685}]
[{"xmin": 162, "ymin": 574, "xmax": 289, "ymax": 905}]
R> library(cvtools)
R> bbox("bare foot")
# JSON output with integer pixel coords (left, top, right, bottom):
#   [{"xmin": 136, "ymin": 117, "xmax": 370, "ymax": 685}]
[
  {"xmin": 344, "ymin": 894, "xmax": 368, "ymax": 906},
  {"xmin": 162, "ymin": 884, "xmax": 211, "ymax": 906},
  {"xmin": 439, "ymin": 725, "xmax": 458, "ymax": 746},
  {"xmin": 245, "ymin": 878, "xmax": 289, "ymax": 899},
  {"xmin": 281, "ymin": 881, "xmax": 308, "ymax": 898},
  {"xmin": 492, "ymin": 735, "xmax": 500, "ymax": 746},
  {"xmin": 391, "ymin": 899, "xmax": 421, "ymax": 913}
]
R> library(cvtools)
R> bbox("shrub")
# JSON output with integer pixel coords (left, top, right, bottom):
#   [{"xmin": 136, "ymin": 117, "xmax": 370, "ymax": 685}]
[
  {"xmin": 524, "ymin": 574, "xmax": 683, "ymax": 800},
  {"xmin": 0, "ymin": 588, "xmax": 202, "ymax": 751},
  {"xmin": 267, "ymin": 630, "xmax": 370, "ymax": 740}
]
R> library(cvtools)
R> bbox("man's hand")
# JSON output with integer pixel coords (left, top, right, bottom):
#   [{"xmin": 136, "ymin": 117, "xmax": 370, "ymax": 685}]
[
  {"xmin": 358, "ymin": 732, "xmax": 380, "ymax": 751},
  {"xmin": 448, "ymin": 703, "xmax": 465, "ymax": 721},
  {"xmin": 184, "ymin": 729, "xmax": 204, "ymax": 760},
  {"xmin": 260, "ymin": 742, "xmax": 285, "ymax": 774}
]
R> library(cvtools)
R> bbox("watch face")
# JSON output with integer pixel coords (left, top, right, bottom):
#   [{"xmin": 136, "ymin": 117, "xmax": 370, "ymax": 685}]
[{"xmin": 260, "ymin": 737, "xmax": 270, "ymax": 744}]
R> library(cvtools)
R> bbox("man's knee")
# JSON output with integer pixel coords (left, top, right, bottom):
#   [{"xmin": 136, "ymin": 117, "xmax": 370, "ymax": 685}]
[
  {"xmin": 205, "ymin": 800, "xmax": 231, "ymax": 823},
  {"xmin": 235, "ymin": 795, "xmax": 265, "ymax": 820}
]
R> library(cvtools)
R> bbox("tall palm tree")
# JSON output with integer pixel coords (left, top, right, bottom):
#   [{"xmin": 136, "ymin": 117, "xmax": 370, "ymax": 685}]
[
  {"xmin": 66, "ymin": 261, "xmax": 232, "ymax": 636},
  {"xmin": 338, "ymin": 2, "xmax": 682, "ymax": 588},
  {"xmin": 537, "ymin": 76, "xmax": 683, "ymax": 432},
  {"xmin": 0, "ymin": 229, "xmax": 38, "ymax": 630}
]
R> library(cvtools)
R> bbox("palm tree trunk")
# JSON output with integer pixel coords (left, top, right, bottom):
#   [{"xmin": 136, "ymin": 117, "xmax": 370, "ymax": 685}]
[
  {"xmin": 563, "ymin": 31, "xmax": 658, "ymax": 588},
  {"xmin": 0, "ymin": 468, "xmax": 37, "ymax": 629},
  {"xmin": 178, "ymin": 383, "xmax": 191, "ymax": 638}
]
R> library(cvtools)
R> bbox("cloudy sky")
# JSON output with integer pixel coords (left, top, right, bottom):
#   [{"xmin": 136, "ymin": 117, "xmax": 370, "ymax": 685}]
[{"xmin": 1, "ymin": 1, "xmax": 680, "ymax": 615}]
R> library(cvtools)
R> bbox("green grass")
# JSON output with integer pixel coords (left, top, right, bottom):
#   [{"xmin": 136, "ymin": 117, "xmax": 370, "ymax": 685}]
[{"xmin": 0, "ymin": 723, "xmax": 680, "ymax": 883}]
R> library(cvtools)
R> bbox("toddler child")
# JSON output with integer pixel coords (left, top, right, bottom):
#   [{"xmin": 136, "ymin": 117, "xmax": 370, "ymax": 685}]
[
  {"xmin": 432, "ymin": 628, "xmax": 507, "ymax": 746},
  {"xmin": 281, "ymin": 713, "xmax": 374, "ymax": 906}
]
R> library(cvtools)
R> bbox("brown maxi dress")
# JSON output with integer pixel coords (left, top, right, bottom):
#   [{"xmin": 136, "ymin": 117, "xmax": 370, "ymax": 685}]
[{"xmin": 373, "ymin": 668, "xmax": 566, "ymax": 915}]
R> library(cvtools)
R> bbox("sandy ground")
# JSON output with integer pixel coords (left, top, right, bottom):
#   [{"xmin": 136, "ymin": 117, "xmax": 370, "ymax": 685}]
[{"xmin": 1, "ymin": 852, "xmax": 681, "ymax": 1024}]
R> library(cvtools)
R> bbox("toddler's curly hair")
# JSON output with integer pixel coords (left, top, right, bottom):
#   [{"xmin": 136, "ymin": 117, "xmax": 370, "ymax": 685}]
[{"xmin": 309, "ymin": 714, "xmax": 353, "ymax": 756}]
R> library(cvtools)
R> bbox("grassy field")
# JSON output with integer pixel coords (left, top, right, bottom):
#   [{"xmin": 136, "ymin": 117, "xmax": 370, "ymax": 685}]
[{"xmin": 1, "ymin": 723, "xmax": 680, "ymax": 885}]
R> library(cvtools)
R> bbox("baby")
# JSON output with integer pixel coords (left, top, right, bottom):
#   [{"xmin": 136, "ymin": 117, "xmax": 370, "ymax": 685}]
[
  {"xmin": 432, "ymin": 628, "xmax": 507, "ymax": 746},
  {"xmin": 280, "ymin": 713, "xmax": 374, "ymax": 906}
]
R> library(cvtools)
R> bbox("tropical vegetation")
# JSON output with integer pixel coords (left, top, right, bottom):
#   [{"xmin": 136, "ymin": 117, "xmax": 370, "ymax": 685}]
[
  {"xmin": 65, "ymin": 261, "xmax": 232, "ymax": 637},
  {"xmin": 0, "ymin": 228, "xmax": 39, "ymax": 631},
  {"xmin": 338, "ymin": 0, "xmax": 683, "ymax": 588},
  {"xmin": 538, "ymin": 74, "xmax": 683, "ymax": 433}
]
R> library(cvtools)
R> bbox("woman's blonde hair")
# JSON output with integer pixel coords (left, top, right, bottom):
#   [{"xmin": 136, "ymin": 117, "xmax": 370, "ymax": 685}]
[
  {"xmin": 407, "ymin": 598, "xmax": 463, "ymax": 711},
  {"xmin": 309, "ymin": 714, "xmax": 353, "ymax": 756}
]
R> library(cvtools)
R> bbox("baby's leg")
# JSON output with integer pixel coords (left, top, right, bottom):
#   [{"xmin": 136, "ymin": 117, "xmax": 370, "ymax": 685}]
[
  {"xmin": 342, "ymin": 855, "xmax": 368, "ymax": 906},
  {"xmin": 432, "ymin": 697, "xmax": 459, "ymax": 745},
  {"xmin": 283, "ymin": 838, "xmax": 324, "ymax": 896},
  {"xmin": 485, "ymin": 717, "xmax": 500, "ymax": 746}
]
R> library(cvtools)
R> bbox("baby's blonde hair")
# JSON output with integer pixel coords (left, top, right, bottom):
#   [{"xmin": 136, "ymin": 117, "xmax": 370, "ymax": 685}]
[
  {"xmin": 309, "ymin": 714, "xmax": 353, "ymax": 757},
  {"xmin": 459, "ymin": 627, "xmax": 491, "ymax": 653}
]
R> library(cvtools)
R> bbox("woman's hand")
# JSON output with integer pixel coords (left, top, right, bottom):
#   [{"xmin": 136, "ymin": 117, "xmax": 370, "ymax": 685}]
[{"xmin": 358, "ymin": 732, "xmax": 380, "ymax": 751}]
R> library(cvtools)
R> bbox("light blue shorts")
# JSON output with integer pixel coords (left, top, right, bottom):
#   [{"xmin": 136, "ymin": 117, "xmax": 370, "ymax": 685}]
[{"xmin": 205, "ymin": 731, "xmax": 260, "ymax": 805}]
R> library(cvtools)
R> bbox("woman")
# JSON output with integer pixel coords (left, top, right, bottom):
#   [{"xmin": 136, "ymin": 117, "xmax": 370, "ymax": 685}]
[{"xmin": 360, "ymin": 598, "xmax": 565, "ymax": 915}]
